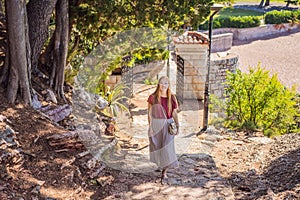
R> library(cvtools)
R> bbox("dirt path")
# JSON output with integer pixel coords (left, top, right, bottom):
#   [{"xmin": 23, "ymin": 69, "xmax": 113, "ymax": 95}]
[{"xmin": 230, "ymin": 30, "xmax": 300, "ymax": 93}]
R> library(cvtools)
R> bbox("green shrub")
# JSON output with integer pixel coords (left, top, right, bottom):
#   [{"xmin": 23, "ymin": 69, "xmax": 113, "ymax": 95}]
[
  {"xmin": 209, "ymin": 94, "xmax": 227, "ymax": 128},
  {"xmin": 265, "ymin": 10, "xmax": 300, "ymax": 24},
  {"xmin": 132, "ymin": 48, "xmax": 169, "ymax": 65},
  {"xmin": 219, "ymin": 16, "xmax": 260, "ymax": 28},
  {"xmin": 224, "ymin": 64, "xmax": 297, "ymax": 137},
  {"xmin": 199, "ymin": 16, "xmax": 261, "ymax": 30},
  {"xmin": 144, "ymin": 78, "xmax": 158, "ymax": 85},
  {"xmin": 290, "ymin": 94, "xmax": 300, "ymax": 132},
  {"xmin": 101, "ymin": 83, "xmax": 130, "ymax": 117}
]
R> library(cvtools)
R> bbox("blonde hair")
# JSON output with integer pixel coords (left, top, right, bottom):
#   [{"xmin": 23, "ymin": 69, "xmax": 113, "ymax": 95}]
[{"xmin": 153, "ymin": 76, "xmax": 172, "ymax": 115}]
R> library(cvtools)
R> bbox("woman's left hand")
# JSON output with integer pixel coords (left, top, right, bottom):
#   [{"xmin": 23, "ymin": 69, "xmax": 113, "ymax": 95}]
[{"xmin": 175, "ymin": 127, "xmax": 180, "ymax": 135}]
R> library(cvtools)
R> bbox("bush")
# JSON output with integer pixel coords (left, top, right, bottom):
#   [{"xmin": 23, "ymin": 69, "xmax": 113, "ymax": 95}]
[
  {"xmin": 199, "ymin": 16, "xmax": 261, "ymax": 30},
  {"xmin": 132, "ymin": 48, "xmax": 169, "ymax": 65},
  {"xmin": 223, "ymin": 64, "xmax": 297, "ymax": 137},
  {"xmin": 290, "ymin": 94, "xmax": 300, "ymax": 132},
  {"xmin": 144, "ymin": 78, "xmax": 158, "ymax": 85},
  {"xmin": 101, "ymin": 83, "xmax": 130, "ymax": 117},
  {"xmin": 265, "ymin": 10, "xmax": 300, "ymax": 24}
]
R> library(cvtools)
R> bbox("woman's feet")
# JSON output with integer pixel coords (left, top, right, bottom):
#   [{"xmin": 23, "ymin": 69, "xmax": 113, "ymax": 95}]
[
  {"xmin": 160, "ymin": 176, "xmax": 167, "ymax": 185},
  {"xmin": 162, "ymin": 168, "xmax": 167, "ymax": 175},
  {"xmin": 160, "ymin": 168, "xmax": 168, "ymax": 185},
  {"xmin": 154, "ymin": 168, "xmax": 162, "ymax": 172}
]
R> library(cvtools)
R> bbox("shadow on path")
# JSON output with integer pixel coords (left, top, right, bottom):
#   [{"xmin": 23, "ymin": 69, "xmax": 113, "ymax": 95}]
[
  {"xmin": 227, "ymin": 147, "xmax": 300, "ymax": 199},
  {"xmin": 90, "ymin": 153, "xmax": 234, "ymax": 199}
]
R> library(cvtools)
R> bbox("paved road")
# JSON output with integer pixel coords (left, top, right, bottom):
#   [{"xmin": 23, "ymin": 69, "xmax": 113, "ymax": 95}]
[{"xmin": 230, "ymin": 30, "xmax": 300, "ymax": 93}]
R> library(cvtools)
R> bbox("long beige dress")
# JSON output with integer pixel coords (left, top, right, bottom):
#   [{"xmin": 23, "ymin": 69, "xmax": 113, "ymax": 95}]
[{"xmin": 148, "ymin": 96, "xmax": 179, "ymax": 169}]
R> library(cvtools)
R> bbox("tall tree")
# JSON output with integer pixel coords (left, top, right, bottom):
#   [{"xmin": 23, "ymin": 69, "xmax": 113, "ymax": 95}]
[
  {"xmin": 50, "ymin": 0, "xmax": 69, "ymax": 100},
  {"xmin": 27, "ymin": 0, "xmax": 68, "ymax": 100},
  {"xmin": 5, "ymin": 0, "xmax": 31, "ymax": 105},
  {"xmin": 2, "ymin": 0, "xmax": 68, "ymax": 104},
  {"xmin": 27, "ymin": 0, "xmax": 57, "ymax": 73}
]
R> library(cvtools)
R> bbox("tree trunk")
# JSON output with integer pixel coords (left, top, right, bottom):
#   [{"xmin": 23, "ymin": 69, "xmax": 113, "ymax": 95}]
[
  {"xmin": 265, "ymin": 0, "xmax": 270, "ymax": 7},
  {"xmin": 68, "ymin": 0, "xmax": 82, "ymax": 60},
  {"xmin": 5, "ymin": 0, "xmax": 31, "ymax": 105},
  {"xmin": 0, "ymin": 0, "xmax": 3, "ymax": 14},
  {"xmin": 259, "ymin": 0, "xmax": 265, "ymax": 8},
  {"xmin": 0, "ymin": 47, "xmax": 9, "ymax": 85},
  {"xmin": 50, "ymin": 0, "xmax": 69, "ymax": 101},
  {"xmin": 27, "ymin": 0, "xmax": 57, "ymax": 73},
  {"xmin": 0, "ymin": 10, "xmax": 7, "ymax": 85}
]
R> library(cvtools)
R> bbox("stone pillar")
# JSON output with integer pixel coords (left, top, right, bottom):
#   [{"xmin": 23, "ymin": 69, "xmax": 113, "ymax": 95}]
[
  {"xmin": 210, "ymin": 53, "xmax": 238, "ymax": 98},
  {"xmin": 174, "ymin": 31, "xmax": 239, "ymax": 101},
  {"xmin": 174, "ymin": 32, "xmax": 209, "ymax": 100}
]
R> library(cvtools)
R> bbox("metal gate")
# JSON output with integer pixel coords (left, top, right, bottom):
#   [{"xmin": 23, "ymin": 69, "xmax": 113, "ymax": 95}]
[
  {"xmin": 176, "ymin": 55, "xmax": 184, "ymax": 105},
  {"xmin": 121, "ymin": 65, "xmax": 133, "ymax": 98}
]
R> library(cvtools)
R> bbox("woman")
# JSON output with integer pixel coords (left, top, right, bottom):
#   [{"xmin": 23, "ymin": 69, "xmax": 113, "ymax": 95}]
[{"xmin": 147, "ymin": 76, "xmax": 180, "ymax": 184}]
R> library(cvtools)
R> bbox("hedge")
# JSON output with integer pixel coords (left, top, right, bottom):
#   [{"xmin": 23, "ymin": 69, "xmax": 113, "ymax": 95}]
[
  {"xmin": 199, "ymin": 16, "xmax": 261, "ymax": 30},
  {"xmin": 265, "ymin": 10, "xmax": 300, "ymax": 24},
  {"xmin": 199, "ymin": 10, "xmax": 300, "ymax": 30}
]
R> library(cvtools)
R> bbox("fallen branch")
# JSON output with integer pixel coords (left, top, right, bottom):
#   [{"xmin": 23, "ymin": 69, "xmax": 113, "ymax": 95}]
[{"xmin": 136, "ymin": 144, "xmax": 149, "ymax": 151}]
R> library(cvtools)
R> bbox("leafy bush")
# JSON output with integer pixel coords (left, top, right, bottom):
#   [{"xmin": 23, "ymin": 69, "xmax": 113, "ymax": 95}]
[
  {"xmin": 265, "ymin": 10, "xmax": 300, "ymax": 24},
  {"xmin": 132, "ymin": 48, "xmax": 169, "ymax": 65},
  {"xmin": 290, "ymin": 94, "xmax": 300, "ymax": 132},
  {"xmin": 65, "ymin": 54, "xmax": 85, "ymax": 85},
  {"xmin": 223, "ymin": 64, "xmax": 297, "ymax": 137},
  {"xmin": 199, "ymin": 16, "xmax": 261, "ymax": 30},
  {"xmin": 101, "ymin": 83, "xmax": 130, "ymax": 117},
  {"xmin": 144, "ymin": 78, "xmax": 158, "ymax": 85}
]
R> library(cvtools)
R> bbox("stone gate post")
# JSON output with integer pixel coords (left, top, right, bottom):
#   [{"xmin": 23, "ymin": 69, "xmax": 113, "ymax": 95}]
[{"xmin": 173, "ymin": 31, "xmax": 209, "ymax": 100}]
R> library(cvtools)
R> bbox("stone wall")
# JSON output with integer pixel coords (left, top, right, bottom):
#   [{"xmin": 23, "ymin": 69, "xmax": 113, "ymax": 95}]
[
  {"xmin": 133, "ymin": 60, "xmax": 165, "ymax": 83},
  {"xmin": 210, "ymin": 53, "xmax": 239, "ymax": 98},
  {"xmin": 105, "ymin": 60, "xmax": 165, "ymax": 89},
  {"xmin": 211, "ymin": 23, "xmax": 300, "ymax": 41},
  {"xmin": 211, "ymin": 33, "xmax": 233, "ymax": 53},
  {"xmin": 200, "ymin": 23, "xmax": 299, "ymax": 53},
  {"xmin": 105, "ymin": 74, "xmax": 122, "ymax": 90}
]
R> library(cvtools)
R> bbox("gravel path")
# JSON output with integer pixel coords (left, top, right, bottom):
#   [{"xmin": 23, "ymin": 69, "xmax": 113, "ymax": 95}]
[{"xmin": 229, "ymin": 29, "xmax": 300, "ymax": 93}]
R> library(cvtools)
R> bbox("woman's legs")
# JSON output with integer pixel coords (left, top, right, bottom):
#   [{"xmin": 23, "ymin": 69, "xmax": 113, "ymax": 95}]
[
  {"xmin": 160, "ymin": 167, "xmax": 168, "ymax": 184},
  {"xmin": 162, "ymin": 167, "xmax": 168, "ymax": 178}
]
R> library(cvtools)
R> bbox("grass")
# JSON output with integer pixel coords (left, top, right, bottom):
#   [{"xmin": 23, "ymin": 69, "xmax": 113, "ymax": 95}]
[
  {"xmin": 216, "ymin": 0, "xmax": 297, "ymax": 19},
  {"xmin": 218, "ymin": 7, "xmax": 264, "ymax": 18},
  {"xmin": 199, "ymin": 1, "xmax": 298, "ymax": 28},
  {"xmin": 234, "ymin": 0, "xmax": 287, "ymax": 3}
]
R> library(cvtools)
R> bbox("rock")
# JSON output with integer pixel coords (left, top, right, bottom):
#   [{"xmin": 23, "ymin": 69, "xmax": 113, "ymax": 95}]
[
  {"xmin": 46, "ymin": 89, "xmax": 57, "ymax": 104},
  {"xmin": 248, "ymin": 136, "xmax": 273, "ymax": 144},
  {"xmin": 0, "ymin": 114, "xmax": 6, "ymax": 122},
  {"xmin": 96, "ymin": 175, "xmax": 114, "ymax": 187},
  {"xmin": 30, "ymin": 185, "xmax": 41, "ymax": 194},
  {"xmin": 32, "ymin": 94, "xmax": 42, "ymax": 109},
  {"xmin": 45, "ymin": 104, "xmax": 73, "ymax": 123}
]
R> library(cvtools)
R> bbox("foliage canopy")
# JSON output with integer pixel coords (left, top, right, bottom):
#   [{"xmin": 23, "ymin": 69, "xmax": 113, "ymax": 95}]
[
  {"xmin": 69, "ymin": 0, "xmax": 213, "ymax": 65},
  {"xmin": 68, "ymin": 0, "xmax": 215, "ymax": 94}
]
